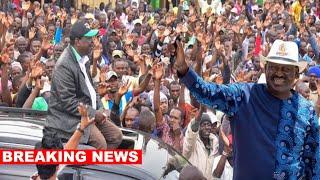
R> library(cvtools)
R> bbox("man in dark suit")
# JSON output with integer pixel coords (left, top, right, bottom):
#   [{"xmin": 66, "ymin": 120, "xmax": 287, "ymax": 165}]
[{"xmin": 44, "ymin": 21, "xmax": 123, "ymax": 149}]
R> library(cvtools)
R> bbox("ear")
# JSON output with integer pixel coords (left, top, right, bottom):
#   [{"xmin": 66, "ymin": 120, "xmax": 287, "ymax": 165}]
[
  {"xmin": 74, "ymin": 38, "xmax": 80, "ymax": 46},
  {"xmin": 295, "ymin": 67, "xmax": 299, "ymax": 79}
]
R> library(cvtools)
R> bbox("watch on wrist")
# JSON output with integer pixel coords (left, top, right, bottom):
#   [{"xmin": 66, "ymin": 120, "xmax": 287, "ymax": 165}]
[
  {"xmin": 76, "ymin": 123, "xmax": 84, "ymax": 134},
  {"xmin": 222, "ymin": 151, "xmax": 229, "ymax": 157}
]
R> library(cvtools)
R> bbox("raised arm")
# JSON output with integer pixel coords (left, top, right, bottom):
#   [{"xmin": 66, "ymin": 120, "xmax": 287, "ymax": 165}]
[
  {"xmin": 194, "ymin": 44, "xmax": 203, "ymax": 76},
  {"xmin": 92, "ymin": 37, "xmax": 102, "ymax": 78},
  {"xmin": 174, "ymin": 40, "xmax": 246, "ymax": 116},
  {"xmin": 213, "ymin": 126, "xmax": 232, "ymax": 178},
  {"xmin": 22, "ymin": 78, "xmax": 43, "ymax": 109},
  {"xmin": 110, "ymin": 81, "xmax": 131, "ymax": 126},
  {"xmin": 132, "ymin": 69, "xmax": 152, "ymax": 96},
  {"xmin": 64, "ymin": 103, "xmax": 95, "ymax": 150},
  {"xmin": 0, "ymin": 59, "xmax": 12, "ymax": 106},
  {"xmin": 183, "ymin": 105, "xmax": 204, "ymax": 158},
  {"xmin": 153, "ymin": 62, "xmax": 165, "ymax": 127}
]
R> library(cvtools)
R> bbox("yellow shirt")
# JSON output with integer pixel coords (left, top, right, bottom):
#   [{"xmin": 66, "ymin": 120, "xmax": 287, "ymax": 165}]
[
  {"xmin": 77, "ymin": 0, "xmax": 117, "ymax": 9},
  {"xmin": 291, "ymin": 1, "xmax": 302, "ymax": 25}
]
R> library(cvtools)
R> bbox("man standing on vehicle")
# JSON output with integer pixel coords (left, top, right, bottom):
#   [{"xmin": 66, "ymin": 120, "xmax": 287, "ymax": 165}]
[
  {"xmin": 174, "ymin": 39, "xmax": 319, "ymax": 179},
  {"xmin": 44, "ymin": 21, "xmax": 122, "ymax": 149}
]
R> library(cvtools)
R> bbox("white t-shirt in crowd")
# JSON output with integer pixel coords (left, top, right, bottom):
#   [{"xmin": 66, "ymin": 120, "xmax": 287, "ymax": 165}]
[{"xmin": 212, "ymin": 155, "xmax": 233, "ymax": 180}]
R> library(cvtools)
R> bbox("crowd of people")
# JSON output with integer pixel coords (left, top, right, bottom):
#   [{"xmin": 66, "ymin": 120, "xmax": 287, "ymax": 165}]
[{"xmin": 0, "ymin": 0, "xmax": 320, "ymax": 179}]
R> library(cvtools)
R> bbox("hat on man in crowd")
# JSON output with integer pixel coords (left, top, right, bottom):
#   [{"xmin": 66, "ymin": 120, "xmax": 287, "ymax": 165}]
[
  {"xmin": 70, "ymin": 20, "xmax": 99, "ymax": 40},
  {"xmin": 231, "ymin": 7, "xmax": 238, "ymax": 14},
  {"xmin": 147, "ymin": 91, "xmax": 168, "ymax": 110},
  {"xmin": 260, "ymin": 40, "xmax": 308, "ymax": 73},
  {"xmin": 133, "ymin": 19, "xmax": 142, "ymax": 26},
  {"xmin": 200, "ymin": 112, "xmax": 218, "ymax": 126},
  {"xmin": 106, "ymin": 71, "xmax": 118, "ymax": 81},
  {"xmin": 112, "ymin": 50, "xmax": 124, "ymax": 58},
  {"xmin": 307, "ymin": 66, "xmax": 320, "ymax": 78},
  {"xmin": 11, "ymin": 61, "xmax": 23, "ymax": 71},
  {"xmin": 84, "ymin": 13, "xmax": 95, "ymax": 20}
]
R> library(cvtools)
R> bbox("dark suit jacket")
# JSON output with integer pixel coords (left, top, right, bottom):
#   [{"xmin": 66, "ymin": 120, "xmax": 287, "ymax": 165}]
[{"xmin": 44, "ymin": 45, "xmax": 102, "ymax": 143}]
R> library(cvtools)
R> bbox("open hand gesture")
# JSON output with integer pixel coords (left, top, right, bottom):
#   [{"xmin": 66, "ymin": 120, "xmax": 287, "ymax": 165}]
[
  {"xmin": 34, "ymin": 7, "xmax": 42, "ymax": 17},
  {"xmin": 29, "ymin": 27, "xmax": 36, "ymax": 40},
  {"xmin": 93, "ymin": 48, "xmax": 102, "ymax": 60},
  {"xmin": 41, "ymin": 35, "xmax": 52, "ymax": 51},
  {"xmin": 6, "ymin": 14, "xmax": 13, "ymax": 27},
  {"xmin": 37, "ymin": 25, "xmax": 48, "ymax": 36},
  {"xmin": 99, "ymin": 66, "xmax": 109, "ymax": 83},
  {"xmin": 163, "ymin": 28, "xmax": 171, "ymax": 37},
  {"xmin": 145, "ymin": 55, "xmax": 153, "ymax": 66},
  {"xmin": 0, "ymin": 48, "xmax": 10, "ymax": 64},
  {"xmin": 176, "ymin": 24, "xmax": 183, "ymax": 34},
  {"xmin": 22, "ymin": 1, "xmax": 31, "ymax": 11},
  {"xmin": 35, "ymin": 78, "xmax": 44, "ymax": 90},
  {"xmin": 78, "ymin": 102, "xmax": 89, "ymax": 117},
  {"xmin": 93, "ymin": 37, "xmax": 102, "ymax": 60},
  {"xmin": 30, "ymin": 61, "xmax": 44, "ymax": 78},
  {"xmin": 152, "ymin": 62, "xmax": 164, "ymax": 80},
  {"xmin": 125, "ymin": 34, "xmax": 134, "ymax": 45},
  {"xmin": 118, "ymin": 80, "xmax": 131, "ymax": 96},
  {"xmin": 166, "ymin": 16, "xmax": 172, "ymax": 25},
  {"xmin": 78, "ymin": 103, "xmax": 95, "ymax": 129}
]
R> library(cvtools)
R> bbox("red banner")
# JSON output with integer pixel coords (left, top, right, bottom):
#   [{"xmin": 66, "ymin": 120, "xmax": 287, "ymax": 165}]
[{"xmin": 0, "ymin": 150, "xmax": 142, "ymax": 165}]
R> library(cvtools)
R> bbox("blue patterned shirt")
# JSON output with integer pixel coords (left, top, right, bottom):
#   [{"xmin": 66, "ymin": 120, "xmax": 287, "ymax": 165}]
[{"xmin": 181, "ymin": 69, "xmax": 319, "ymax": 180}]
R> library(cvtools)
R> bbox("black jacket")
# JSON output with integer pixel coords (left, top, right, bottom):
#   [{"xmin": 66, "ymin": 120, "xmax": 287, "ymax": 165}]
[{"xmin": 44, "ymin": 45, "xmax": 102, "ymax": 143}]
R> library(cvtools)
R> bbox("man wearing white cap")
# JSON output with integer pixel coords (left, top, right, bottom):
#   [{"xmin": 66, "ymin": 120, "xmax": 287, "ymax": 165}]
[
  {"xmin": 101, "ymin": 70, "xmax": 152, "ymax": 115},
  {"xmin": 174, "ymin": 39, "xmax": 319, "ymax": 179}
]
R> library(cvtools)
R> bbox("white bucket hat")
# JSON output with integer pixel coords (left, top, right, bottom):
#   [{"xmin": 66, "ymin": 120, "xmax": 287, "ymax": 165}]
[{"xmin": 260, "ymin": 40, "xmax": 307, "ymax": 73}]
